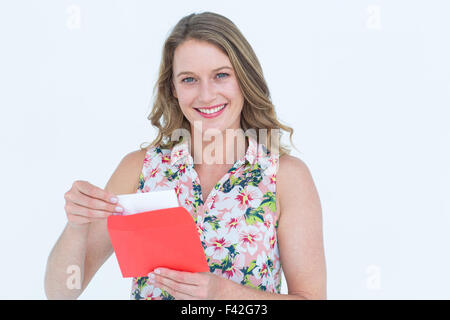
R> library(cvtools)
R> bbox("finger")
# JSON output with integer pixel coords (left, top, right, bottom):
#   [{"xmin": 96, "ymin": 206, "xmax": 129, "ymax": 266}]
[
  {"xmin": 65, "ymin": 201, "xmax": 113, "ymax": 219},
  {"xmin": 154, "ymin": 276, "xmax": 198, "ymax": 300},
  {"xmin": 74, "ymin": 180, "xmax": 118, "ymax": 204},
  {"xmin": 157, "ymin": 282, "xmax": 197, "ymax": 300},
  {"xmin": 155, "ymin": 268, "xmax": 202, "ymax": 286},
  {"xmin": 66, "ymin": 187, "xmax": 122, "ymax": 214}
]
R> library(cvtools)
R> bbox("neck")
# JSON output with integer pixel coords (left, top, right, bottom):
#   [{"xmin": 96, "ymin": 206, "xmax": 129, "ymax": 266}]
[{"xmin": 189, "ymin": 129, "xmax": 248, "ymax": 167}]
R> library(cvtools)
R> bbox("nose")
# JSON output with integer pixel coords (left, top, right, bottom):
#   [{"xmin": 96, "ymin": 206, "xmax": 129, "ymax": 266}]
[{"xmin": 198, "ymin": 79, "xmax": 216, "ymax": 106}]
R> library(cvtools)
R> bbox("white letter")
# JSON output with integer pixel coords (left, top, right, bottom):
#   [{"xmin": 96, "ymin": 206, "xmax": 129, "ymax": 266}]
[
  {"xmin": 66, "ymin": 265, "xmax": 81, "ymax": 290},
  {"xmin": 66, "ymin": 5, "xmax": 81, "ymax": 30},
  {"xmin": 366, "ymin": 264, "xmax": 381, "ymax": 290}
]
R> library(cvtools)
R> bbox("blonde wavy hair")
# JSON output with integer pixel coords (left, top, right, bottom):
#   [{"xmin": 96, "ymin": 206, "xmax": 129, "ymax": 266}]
[{"xmin": 140, "ymin": 11, "xmax": 297, "ymax": 157}]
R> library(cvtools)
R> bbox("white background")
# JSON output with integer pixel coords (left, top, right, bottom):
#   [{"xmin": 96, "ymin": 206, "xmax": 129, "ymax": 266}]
[{"xmin": 0, "ymin": 0, "xmax": 449, "ymax": 299}]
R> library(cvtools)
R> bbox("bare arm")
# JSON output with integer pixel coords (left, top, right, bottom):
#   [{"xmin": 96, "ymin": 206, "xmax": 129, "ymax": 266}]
[
  {"xmin": 44, "ymin": 149, "xmax": 147, "ymax": 299},
  {"xmin": 276, "ymin": 155, "xmax": 327, "ymax": 299},
  {"xmin": 217, "ymin": 155, "xmax": 327, "ymax": 299}
]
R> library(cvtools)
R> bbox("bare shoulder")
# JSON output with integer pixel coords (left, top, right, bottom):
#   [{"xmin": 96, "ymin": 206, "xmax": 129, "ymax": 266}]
[
  {"xmin": 104, "ymin": 148, "xmax": 149, "ymax": 195},
  {"xmin": 277, "ymin": 154, "xmax": 314, "ymax": 190},
  {"xmin": 276, "ymin": 154, "xmax": 321, "ymax": 219},
  {"xmin": 276, "ymin": 154, "xmax": 326, "ymax": 299}
]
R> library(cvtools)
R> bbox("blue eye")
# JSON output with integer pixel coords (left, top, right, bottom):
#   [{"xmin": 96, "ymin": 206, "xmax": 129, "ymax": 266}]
[
  {"xmin": 181, "ymin": 77, "xmax": 195, "ymax": 83},
  {"xmin": 181, "ymin": 73, "xmax": 229, "ymax": 84},
  {"xmin": 217, "ymin": 72, "xmax": 229, "ymax": 79}
]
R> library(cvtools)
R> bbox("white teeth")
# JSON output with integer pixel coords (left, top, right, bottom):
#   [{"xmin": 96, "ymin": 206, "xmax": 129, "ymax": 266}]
[{"xmin": 197, "ymin": 104, "xmax": 226, "ymax": 114}]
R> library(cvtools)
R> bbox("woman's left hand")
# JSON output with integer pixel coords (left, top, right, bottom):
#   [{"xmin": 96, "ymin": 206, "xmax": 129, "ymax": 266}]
[{"xmin": 148, "ymin": 267, "xmax": 232, "ymax": 300}]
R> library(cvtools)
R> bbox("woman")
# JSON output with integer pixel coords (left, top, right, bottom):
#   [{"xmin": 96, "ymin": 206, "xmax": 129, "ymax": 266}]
[{"xmin": 45, "ymin": 11, "xmax": 326, "ymax": 300}]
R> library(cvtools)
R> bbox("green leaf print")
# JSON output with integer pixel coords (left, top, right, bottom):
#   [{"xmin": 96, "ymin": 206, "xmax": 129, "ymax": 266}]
[
  {"xmin": 225, "ymin": 243, "xmax": 238, "ymax": 258},
  {"xmin": 230, "ymin": 175, "xmax": 239, "ymax": 186},
  {"xmin": 260, "ymin": 192, "xmax": 276, "ymax": 212},
  {"xmin": 221, "ymin": 254, "xmax": 234, "ymax": 272},
  {"xmin": 161, "ymin": 289, "xmax": 175, "ymax": 300},
  {"xmin": 192, "ymin": 182, "xmax": 204, "ymax": 207},
  {"xmin": 276, "ymin": 281, "xmax": 282, "ymax": 293},
  {"xmin": 132, "ymin": 288, "xmax": 144, "ymax": 300},
  {"xmin": 209, "ymin": 262, "xmax": 222, "ymax": 273},
  {"xmin": 240, "ymin": 260, "xmax": 258, "ymax": 288},
  {"xmin": 248, "ymin": 259, "xmax": 257, "ymax": 272},
  {"xmin": 164, "ymin": 168, "xmax": 178, "ymax": 182},
  {"xmin": 244, "ymin": 206, "xmax": 265, "ymax": 225},
  {"xmin": 257, "ymin": 284, "xmax": 267, "ymax": 291},
  {"xmin": 221, "ymin": 179, "xmax": 233, "ymax": 193},
  {"xmin": 136, "ymin": 276, "xmax": 148, "ymax": 291},
  {"xmin": 238, "ymin": 165, "xmax": 263, "ymax": 188},
  {"xmin": 203, "ymin": 215, "xmax": 220, "ymax": 231},
  {"xmin": 138, "ymin": 173, "xmax": 145, "ymax": 191}
]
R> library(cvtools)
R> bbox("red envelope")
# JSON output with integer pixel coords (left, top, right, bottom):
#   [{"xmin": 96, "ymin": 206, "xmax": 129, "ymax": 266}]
[{"xmin": 107, "ymin": 206, "xmax": 209, "ymax": 278}]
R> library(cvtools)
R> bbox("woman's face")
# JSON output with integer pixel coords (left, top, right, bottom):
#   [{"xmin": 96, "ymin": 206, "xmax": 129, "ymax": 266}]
[{"xmin": 171, "ymin": 39, "xmax": 244, "ymax": 136}]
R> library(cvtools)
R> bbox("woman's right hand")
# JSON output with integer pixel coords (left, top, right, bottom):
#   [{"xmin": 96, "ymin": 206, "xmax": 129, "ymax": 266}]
[{"xmin": 64, "ymin": 180, "xmax": 124, "ymax": 226}]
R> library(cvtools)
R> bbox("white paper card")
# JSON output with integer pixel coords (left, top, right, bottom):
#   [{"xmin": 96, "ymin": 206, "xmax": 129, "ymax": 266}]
[{"xmin": 116, "ymin": 189, "xmax": 179, "ymax": 215}]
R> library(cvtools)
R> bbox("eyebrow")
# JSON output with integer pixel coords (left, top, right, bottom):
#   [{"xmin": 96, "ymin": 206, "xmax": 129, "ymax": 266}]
[{"xmin": 176, "ymin": 66, "xmax": 233, "ymax": 78}]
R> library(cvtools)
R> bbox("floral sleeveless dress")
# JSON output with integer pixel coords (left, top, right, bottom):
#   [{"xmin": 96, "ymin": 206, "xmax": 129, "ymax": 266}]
[{"xmin": 130, "ymin": 135, "xmax": 281, "ymax": 300}]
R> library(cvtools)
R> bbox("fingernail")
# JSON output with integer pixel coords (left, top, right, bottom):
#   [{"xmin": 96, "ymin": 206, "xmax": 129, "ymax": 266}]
[
  {"xmin": 149, "ymin": 273, "xmax": 155, "ymax": 279},
  {"xmin": 115, "ymin": 206, "xmax": 123, "ymax": 213},
  {"xmin": 154, "ymin": 269, "xmax": 160, "ymax": 274},
  {"xmin": 110, "ymin": 197, "xmax": 118, "ymax": 204}
]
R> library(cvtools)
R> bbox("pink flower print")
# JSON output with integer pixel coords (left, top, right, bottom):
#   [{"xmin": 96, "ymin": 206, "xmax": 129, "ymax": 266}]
[
  {"xmin": 149, "ymin": 167, "xmax": 160, "ymax": 178},
  {"xmin": 174, "ymin": 185, "xmax": 182, "ymax": 197},
  {"xmin": 161, "ymin": 154, "xmax": 171, "ymax": 164},
  {"xmin": 205, "ymin": 236, "xmax": 230, "ymax": 260},
  {"xmin": 155, "ymin": 180, "xmax": 169, "ymax": 189},
  {"xmin": 264, "ymin": 232, "xmax": 276, "ymax": 250},
  {"xmin": 235, "ymin": 189, "xmax": 254, "ymax": 210},
  {"xmin": 269, "ymin": 175, "xmax": 276, "ymax": 185},
  {"xmin": 217, "ymin": 207, "xmax": 233, "ymax": 216},
  {"xmin": 143, "ymin": 286, "xmax": 162, "ymax": 300},
  {"xmin": 228, "ymin": 167, "xmax": 239, "ymax": 176},
  {"xmin": 253, "ymin": 251, "xmax": 273, "ymax": 287},
  {"xmin": 268, "ymin": 156, "xmax": 277, "ymax": 165},
  {"xmin": 241, "ymin": 232, "xmax": 257, "ymax": 245},
  {"xmin": 222, "ymin": 254, "xmax": 245, "ymax": 282},
  {"xmin": 145, "ymin": 164, "xmax": 165, "ymax": 190},
  {"xmin": 264, "ymin": 156, "xmax": 279, "ymax": 176},
  {"xmin": 269, "ymin": 234, "xmax": 276, "ymax": 249},
  {"xmin": 196, "ymin": 224, "xmax": 205, "ymax": 238},
  {"xmin": 234, "ymin": 186, "xmax": 262, "ymax": 211},
  {"xmin": 178, "ymin": 163, "xmax": 187, "ymax": 174},
  {"xmin": 238, "ymin": 225, "xmax": 262, "ymax": 255},
  {"xmin": 225, "ymin": 217, "xmax": 240, "ymax": 232},
  {"xmin": 259, "ymin": 212, "xmax": 274, "ymax": 232},
  {"xmin": 176, "ymin": 149, "xmax": 184, "ymax": 157},
  {"xmin": 210, "ymin": 194, "xmax": 218, "ymax": 210},
  {"xmin": 259, "ymin": 263, "xmax": 269, "ymax": 278},
  {"xmin": 143, "ymin": 153, "xmax": 152, "ymax": 168}
]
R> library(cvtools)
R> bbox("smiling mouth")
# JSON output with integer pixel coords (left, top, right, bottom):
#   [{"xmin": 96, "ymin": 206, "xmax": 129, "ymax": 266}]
[{"xmin": 195, "ymin": 103, "xmax": 227, "ymax": 115}]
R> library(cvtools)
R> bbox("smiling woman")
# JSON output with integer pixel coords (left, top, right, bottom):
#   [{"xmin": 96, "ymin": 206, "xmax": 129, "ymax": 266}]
[
  {"xmin": 142, "ymin": 12, "xmax": 295, "ymax": 157},
  {"xmin": 45, "ymin": 10, "xmax": 326, "ymax": 301},
  {"xmin": 129, "ymin": 11, "xmax": 327, "ymax": 300}
]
